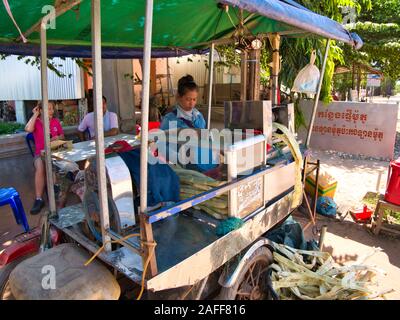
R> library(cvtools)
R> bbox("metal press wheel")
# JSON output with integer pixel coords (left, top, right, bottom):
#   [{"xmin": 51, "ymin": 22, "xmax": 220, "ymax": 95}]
[
  {"xmin": 82, "ymin": 188, "xmax": 122, "ymax": 243},
  {"xmin": 218, "ymin": 246, "xmax": 273, "ymax": 300}
]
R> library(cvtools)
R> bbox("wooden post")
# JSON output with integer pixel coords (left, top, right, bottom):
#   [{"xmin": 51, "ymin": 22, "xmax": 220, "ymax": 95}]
[
  {"xmin": 166, "ymin": 58, "xmax": 171, "ymax": 106},
  {"xmin": 248, "ymin": 49, "xmax": 260, "ymax": 100},
  {"xmin": 140, "ymin": 218, "xmax": 158, "ymax": 277},
  {"xmin": 150, "ymin": 59, "xmax": 157, "ymax": 96},
  {"xmin": 357, "ymin": 66, "xmax": 361, "ymax": 101},
  {"xmin": 269, "ymin": 33, "xmax": 280, "ymax": 106},
  {"xmin": 240, "ymin": 50, "xmax": 248, "ymax": 101}
]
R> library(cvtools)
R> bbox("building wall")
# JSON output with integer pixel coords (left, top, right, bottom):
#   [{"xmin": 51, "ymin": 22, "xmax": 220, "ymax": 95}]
[
  {"xmin": 0, "ymin": 55, "xmax": 84, "ymax": 101},
  {"xmin": 102, "ymin": 59, "xmax": 135, "ymax": 132},
  {"xmin": 132, "ymin": 53, "xmax": 241, "ymax": 108}
]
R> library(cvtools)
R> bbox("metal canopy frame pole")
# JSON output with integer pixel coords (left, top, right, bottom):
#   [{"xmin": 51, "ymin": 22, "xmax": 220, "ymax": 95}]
[
  {"xmin": 140, "ymin": 0, "xmax": 158, "ymax": 278},
  {"xmin": 207, "ymin": 42, "xmax": 215, "ymax": 129},
  {"xmin": 91, "ymin": 0, "xmax": 111, "ymax": 250},
  {"xmin": 40, "ymin": 16, "xmax": 56, "ymax": 216},
  {"xmin": 306, "ymin": 39, "xmax": 331, "ymax": 148}
]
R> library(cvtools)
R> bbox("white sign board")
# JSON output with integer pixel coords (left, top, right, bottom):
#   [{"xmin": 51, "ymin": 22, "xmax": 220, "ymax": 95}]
[
  {"xmin": 299, "ymin": 100, "xmax": 399, "ymax": 159},
  {"xmin": 367, "ymin": 74, "xmax": 381, "ymax": 87}
]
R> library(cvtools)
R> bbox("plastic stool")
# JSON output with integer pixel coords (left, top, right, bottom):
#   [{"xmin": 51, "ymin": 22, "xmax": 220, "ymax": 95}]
[{"xmin": 0, "ymin": 188, "xmax": 30, "ymax": 232}]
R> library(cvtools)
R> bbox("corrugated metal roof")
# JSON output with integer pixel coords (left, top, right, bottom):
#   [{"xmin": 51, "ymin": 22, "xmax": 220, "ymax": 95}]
[{"xmin": 0, "ymin": 55, "xmax": 83, "ymax": 100}]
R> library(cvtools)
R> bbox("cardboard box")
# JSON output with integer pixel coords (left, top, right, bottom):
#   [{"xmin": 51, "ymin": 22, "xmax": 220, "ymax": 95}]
[{"xmin": 305, "ymin": 171, "xmax": 337, "ymax": 199}]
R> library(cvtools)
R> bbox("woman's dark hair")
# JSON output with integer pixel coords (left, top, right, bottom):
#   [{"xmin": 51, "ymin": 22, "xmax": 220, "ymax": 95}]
[{"xmin": 177, "ymin": 74, "xmax": 198, "ymax": 97}]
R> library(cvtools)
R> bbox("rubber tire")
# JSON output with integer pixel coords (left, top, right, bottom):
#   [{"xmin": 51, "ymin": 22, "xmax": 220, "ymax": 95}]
[
  {"xmin": 217, "ymin": 246, "xmax": 273, "ymax": 300},
  {"xmin": 0, "ymin": 255, "xmax": 35, "ymax": 300}
]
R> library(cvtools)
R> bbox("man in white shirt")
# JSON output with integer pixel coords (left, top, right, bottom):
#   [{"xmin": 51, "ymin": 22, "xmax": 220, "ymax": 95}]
[{"xmin": 78, "ymin": 95, "xmax": 119, "ymax": 140}]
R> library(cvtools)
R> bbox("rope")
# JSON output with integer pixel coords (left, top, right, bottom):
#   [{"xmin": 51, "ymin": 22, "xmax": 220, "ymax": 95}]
[
  {"xmin": 84, "ymin": 233, "xmax": 157, "ymax": 300},
  {"xmin": 2, "ymin": 0, "xmax": 27, "ymax": 43},
  {"xmin": 137, "ymin": 239, "xmax": 157, "ymax": 300}
]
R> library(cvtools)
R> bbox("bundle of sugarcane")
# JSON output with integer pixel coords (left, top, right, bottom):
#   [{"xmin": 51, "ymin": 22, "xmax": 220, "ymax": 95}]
[
  {"xmin": 268, "ymin": 241, "xmax": 392, "ymax": 300},
  {"xmin": 170, "ymin": 166, "xmax": 228, "ymax": 220}
]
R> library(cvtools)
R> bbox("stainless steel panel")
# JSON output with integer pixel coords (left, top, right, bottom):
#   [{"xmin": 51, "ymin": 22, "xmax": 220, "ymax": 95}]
[
  {"xmin": 105, "ymin": 155, "xmax": 136, "ymax": 229},
  {"xmin": 264, "ymin": 161, "xmax": 296, "ymax": 202},
  {"xmin": 224, "ymin": 100, "xmax": 272, "ymax": 146},
  {"xmin": 272, "ymin": 103, "xmax": 295, "ymax": 134},
  {"xmin": 51, "ymin": 204, "xmax": 85, "ymax": 229},
  {"xmin": 225, "ymin": 135, "xmax": 266, "ymax": 218}
]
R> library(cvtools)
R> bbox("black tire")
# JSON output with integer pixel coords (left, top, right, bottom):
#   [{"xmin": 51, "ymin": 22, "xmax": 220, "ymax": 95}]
[
  {"xmin": 0, "ymin": 255, "xmax": 33, "ymax": 300},
  {"xmin": 217, "ymin": 246, "xmax": 273, "ymax": 300}
]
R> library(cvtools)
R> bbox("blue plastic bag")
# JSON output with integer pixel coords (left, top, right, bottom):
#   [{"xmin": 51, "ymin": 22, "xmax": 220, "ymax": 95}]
[{"xmin": 316, "ymin": 196, "xmax": 337, "ymax": 217}]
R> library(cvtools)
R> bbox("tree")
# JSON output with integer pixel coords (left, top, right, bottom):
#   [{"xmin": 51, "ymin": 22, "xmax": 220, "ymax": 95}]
[
  {"xmin": 214, "ymin": 1, "xmax": 374, "ymax": 108},
  {"xmin": 279, "ymin": 0, "xmax": 372, "ymax": 102},
  {"xmin": 345, "ymin": 0, "xmax": 400, "ymax": 82}
]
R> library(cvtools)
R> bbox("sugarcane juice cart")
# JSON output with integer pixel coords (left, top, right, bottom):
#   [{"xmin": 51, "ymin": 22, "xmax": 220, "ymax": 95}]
[{"xmin": 0, "ymin": 0, "xmax": 363, "ymax": 300}]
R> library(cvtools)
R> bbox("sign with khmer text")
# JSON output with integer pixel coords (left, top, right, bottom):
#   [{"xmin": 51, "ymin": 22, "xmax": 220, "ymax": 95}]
[{"xmin": 299, "ymin": 100, "xmax": 399, "ymax": 159}]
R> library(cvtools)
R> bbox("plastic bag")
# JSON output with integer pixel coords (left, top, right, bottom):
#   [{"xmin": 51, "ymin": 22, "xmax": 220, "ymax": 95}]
[
  {"xmin": 291, "ymin": 50, "xmax": 320, "ymax": 94},
  {"xmin": 316, "ymin": 196, "xmax": 337, "ymax": 217}
]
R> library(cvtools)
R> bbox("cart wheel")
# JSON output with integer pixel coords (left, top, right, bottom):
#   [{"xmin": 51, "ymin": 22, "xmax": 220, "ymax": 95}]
[
  {"xmin": 217, "ymin": 246, "xmax": 273, "ymax": 300},
  {"xmin": 0, "ymin": 255, "xmax": 35, "ymax": 300}
]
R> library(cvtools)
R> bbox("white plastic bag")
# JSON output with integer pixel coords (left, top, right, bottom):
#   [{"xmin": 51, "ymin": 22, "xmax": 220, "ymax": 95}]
[{"xmin": 291, "ymin": 50, "xmax": 320, "ymax": 94}]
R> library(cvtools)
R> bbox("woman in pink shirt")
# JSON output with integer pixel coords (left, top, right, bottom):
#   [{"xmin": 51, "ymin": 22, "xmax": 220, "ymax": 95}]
[{"xmin": 25, "ymin": 101, "xmax": 64, "ymax": 215}]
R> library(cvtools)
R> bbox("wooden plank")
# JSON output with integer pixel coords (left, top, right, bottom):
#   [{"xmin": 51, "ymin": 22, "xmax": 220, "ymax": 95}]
[
  {"xmin": 372, "ymin": 201, "xmax": 383, "ymax": 235},
  {"xmin": 378, "ymin": 225, "xmax": 400, "ymax": 236},
  {"xmin": 378, "ymin": 200, "xmax": 400, "ymax": 212},
  {"xmin": 139, "ymin": 215, "xmax": 158, "ymax": 279},
  {"xmin": 373, "ymin": 200, "xmax": 400, "ymax": 235}
]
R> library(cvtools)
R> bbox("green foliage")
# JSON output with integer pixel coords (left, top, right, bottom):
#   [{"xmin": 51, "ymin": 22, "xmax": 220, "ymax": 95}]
[
  {"xmin": 294, "ymin": 96, "xmax": 308, "ymax": 131},
  {"xmin": 0, "ymin": 122, "xmax": 24, "ymax": 135},
  {"xmin": 395, "ymin": 82, "xmax": 400, "ymax": 94},
  {"xmin": 215, "ymin": 45, "xmax": 241, "ymax": 67},
  {"xmin": 345, "ymin": 1, "xmax": 400, "ymax": 81},
  {"xmin": 358, "ymin": 0, "xmax": 400, "ymax": 24},
  {"xmin": 333, "ymin": 72, "xmax": 353, "ymax": 99},
  {"xmin": 352, "ymin": 22, "xmax": 400, "ymax": 42},
  {"xmin": 298, "ymin": 0, "xmax": 371, "ymax": 21},
  {"xmin": 260, "ymin": 47, "xmax": 271, "ymax": 86},
  {"xmin": 212, "ymin": 0, "xmax": 378, "ymax": 104}
]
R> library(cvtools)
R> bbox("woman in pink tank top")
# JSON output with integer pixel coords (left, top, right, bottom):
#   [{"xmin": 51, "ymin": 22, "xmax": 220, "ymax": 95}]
[{"xmin": 25, "ymin": 101, "xmax": 64, "ymax": 215}]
